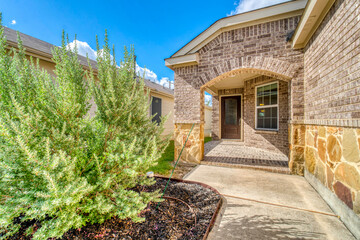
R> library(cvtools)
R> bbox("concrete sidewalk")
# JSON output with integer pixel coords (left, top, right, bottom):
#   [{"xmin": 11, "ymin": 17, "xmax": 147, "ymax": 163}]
[{"xmin": 185, "ymin": 165, "xmax": 355, "ymax": 240}]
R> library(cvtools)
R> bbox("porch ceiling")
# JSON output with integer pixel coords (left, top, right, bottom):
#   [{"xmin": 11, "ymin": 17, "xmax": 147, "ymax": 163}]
[{"xmin": 205, "ymin": 72, "xmax": 260, "ymax": 95}]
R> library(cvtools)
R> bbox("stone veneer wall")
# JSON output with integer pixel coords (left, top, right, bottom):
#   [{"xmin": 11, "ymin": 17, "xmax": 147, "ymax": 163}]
[
  {"xmin": 288, "ymin": 0, "xmax": 360, "ymax": 219},
  {"xmin": 174, "ymin": 123, "xmax": 204, "ymax": 163},
  {"xmin": 292, "ymin": 125, "xmax": 360, "ymax": 215}
]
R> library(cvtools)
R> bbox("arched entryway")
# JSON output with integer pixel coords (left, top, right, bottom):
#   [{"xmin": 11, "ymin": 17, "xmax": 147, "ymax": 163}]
[
  {"xmin": 197, "ymin": 64, "xmax": 294, "ymax": 170},
  {"xmin": 173, "ymin": 57, "xmax": 304, "ymax": 174}
]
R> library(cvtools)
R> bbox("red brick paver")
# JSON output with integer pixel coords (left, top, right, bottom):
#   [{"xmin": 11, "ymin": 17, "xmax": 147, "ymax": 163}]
[{"xmin": 202, "ymin": 140, "xmax": 289, "ymax": 174}]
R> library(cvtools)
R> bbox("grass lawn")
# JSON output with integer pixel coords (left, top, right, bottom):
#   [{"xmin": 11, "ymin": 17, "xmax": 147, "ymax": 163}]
[
  {"xmin": 204, "ymin": 137, "xmax": 212, "ymax": 143},
  {"xmin": 150, "ymin": 137, "xmax": 212, "ymax": 175}
]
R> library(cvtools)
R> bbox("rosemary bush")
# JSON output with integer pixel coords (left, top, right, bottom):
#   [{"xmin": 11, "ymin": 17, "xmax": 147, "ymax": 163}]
[{"xmin": 0, "ymin": 17, "xmax": 168, "ymax": 239}]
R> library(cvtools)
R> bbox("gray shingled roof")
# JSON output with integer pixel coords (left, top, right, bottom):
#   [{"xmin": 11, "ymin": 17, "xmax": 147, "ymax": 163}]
[
  {"xmin": 4, "ymin": 27, "xmax": 174, "ymax": 96},
  {"xmin": 142, "ymin": 78, "xmax": 174, "ymax": 96}
]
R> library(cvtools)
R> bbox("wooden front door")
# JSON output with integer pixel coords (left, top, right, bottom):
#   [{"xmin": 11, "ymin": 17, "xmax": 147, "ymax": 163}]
[{"xmin": 221, "ymin": 96, "xmax": 241, "ymax": 139}]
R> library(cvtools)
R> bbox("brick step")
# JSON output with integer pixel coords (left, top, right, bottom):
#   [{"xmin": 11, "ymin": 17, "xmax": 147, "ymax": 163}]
[
  {"xmin": 204, "ymin": 156, "xmax": 288, "ymax": 167},
  {"xmin": 201, "ymin": 160, "xmax": 290, "ymax": 175}
]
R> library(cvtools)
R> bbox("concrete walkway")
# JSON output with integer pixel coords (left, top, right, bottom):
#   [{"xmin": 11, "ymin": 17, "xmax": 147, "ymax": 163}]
[{"xmin": 185, "ymin": 165, "xmax": 355, "ymax": 240}]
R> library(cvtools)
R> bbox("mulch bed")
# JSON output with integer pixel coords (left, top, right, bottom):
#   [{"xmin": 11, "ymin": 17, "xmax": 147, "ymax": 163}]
[{"xmin": 7, "ymin": 177, "xmax": 221, "ymax": 240}]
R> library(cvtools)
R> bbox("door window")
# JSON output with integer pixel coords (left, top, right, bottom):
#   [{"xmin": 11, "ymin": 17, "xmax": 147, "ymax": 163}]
[{"xmin": 225, "ymin": 98, "xmax": 238, "ymax": 125}]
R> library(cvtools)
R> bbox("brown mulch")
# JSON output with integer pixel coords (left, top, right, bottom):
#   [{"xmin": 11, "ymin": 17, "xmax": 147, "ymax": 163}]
[{"xmin": 6, "ymin": 178, "xmax": 221, "ymax": 240}]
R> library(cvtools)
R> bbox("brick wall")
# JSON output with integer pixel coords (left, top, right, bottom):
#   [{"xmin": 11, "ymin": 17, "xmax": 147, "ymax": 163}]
[
  {"xmin": 211, "ymin": 76, "xmax": 289, "ymax": 155},
  {"xmin": 174, "ymin": 15, "xmax": 304, "ymax": 124},
  {"xmin": 304, "ymin": 0, "xmax": 360, "ymax": 127},
  {"xmin": 212, "ymin": 96, "xmax": 220, "ymax": 139},
  {"xmin": 293, "ymin": 0, "xmax": 360, "ymax": 221},
  {"xmin": 243, "ymin": 76, "xmax": 289, "ymax": 155},
  {"xmin": 174, "ymin": 66, "xmax": 201, "ymax": 123}
]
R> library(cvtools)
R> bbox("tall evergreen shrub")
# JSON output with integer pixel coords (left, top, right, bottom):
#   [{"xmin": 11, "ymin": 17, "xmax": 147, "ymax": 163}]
[{"xmin": 0, "ymin": 16, "xmax": 168, "ymax": 239}]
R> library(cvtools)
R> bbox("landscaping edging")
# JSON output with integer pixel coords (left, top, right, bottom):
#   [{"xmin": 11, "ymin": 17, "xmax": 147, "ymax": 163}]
[{"xmin": 156, "ymin": 176, "xmax": 226, "ymax": 239}]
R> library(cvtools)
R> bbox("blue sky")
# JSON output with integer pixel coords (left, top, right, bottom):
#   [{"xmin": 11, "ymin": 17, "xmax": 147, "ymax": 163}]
[{"xmin": 1, "ymin": 0, "xmax": 288, "ymax": 98}]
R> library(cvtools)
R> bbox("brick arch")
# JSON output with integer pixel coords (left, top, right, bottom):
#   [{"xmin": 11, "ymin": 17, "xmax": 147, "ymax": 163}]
[{"xmin": 200, "ymin": 56, "xmax": 300, "ymax": 88}]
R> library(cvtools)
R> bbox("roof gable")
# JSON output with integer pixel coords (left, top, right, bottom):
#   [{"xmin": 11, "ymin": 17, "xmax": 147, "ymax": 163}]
[{"xmin": 165, "ymin": 0, "xmax": 306, "ymax": 69}]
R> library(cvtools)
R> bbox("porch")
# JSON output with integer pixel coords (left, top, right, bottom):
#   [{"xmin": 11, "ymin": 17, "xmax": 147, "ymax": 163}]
[
  {"xmin": 173, "ymin": 69, "xmax": 293, "ymax": 168},
  {"xmin": 202, "ymin": 140, "xmax": 290, "ymax": 174}
]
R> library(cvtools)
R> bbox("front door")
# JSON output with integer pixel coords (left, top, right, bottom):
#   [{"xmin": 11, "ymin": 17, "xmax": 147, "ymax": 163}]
[{"xmin": 221, "ymin": 96, "xmax": 241, "ymax": 139}]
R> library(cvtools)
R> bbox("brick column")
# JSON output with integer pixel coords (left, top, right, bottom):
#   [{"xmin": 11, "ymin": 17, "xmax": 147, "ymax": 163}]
[
  {"xmin": 212, "ymin": 96, "xmax": 220, "ymax": 140},
  {"xmin": 173, "ymin": 69, "xmax": 204, "ymax": 163}
]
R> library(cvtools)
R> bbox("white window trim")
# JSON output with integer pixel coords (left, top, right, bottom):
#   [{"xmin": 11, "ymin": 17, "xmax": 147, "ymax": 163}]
[{"xmin": 255, "ymin": 81, "xmax": 279, "ymax": 131}]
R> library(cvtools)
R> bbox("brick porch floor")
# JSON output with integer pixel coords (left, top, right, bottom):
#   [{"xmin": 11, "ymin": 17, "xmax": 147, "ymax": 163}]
[{"xmin": 202, "ymin": 141, "xmax": 290, "ymax": 174}]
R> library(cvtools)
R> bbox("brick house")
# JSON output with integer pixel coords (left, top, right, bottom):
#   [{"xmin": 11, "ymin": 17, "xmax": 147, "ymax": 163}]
[{"xmin": 165, "ymin": 0, "xmax": 360, "ymax": 236}]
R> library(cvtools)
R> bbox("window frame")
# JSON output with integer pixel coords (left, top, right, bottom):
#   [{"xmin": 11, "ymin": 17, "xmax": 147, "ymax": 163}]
[
  {"xmin": 151, "ymin": 96, "xmax": 162, "ymax": 124},
  {"xmin": 255, "ymin": 81, "xmax": 279, "ymax": 131}
]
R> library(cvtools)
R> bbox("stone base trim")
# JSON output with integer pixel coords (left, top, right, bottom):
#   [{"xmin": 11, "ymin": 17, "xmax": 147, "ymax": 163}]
[
  {"xmin": 305, "ymin": 170, "xmax": 360, "ymax": 239},
  {"xmin": 174, "ymin": 123, "xmax": 204, "ymax": 164}
]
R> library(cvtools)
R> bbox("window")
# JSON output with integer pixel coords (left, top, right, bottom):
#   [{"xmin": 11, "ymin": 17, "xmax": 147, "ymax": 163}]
[
  {"xmin": 151, "ymin": 97, "xmax": 162, "ymax": 124},
  {"xmin": 256, "ymin": 82, "xmax": 278, "ymax": 130},
  {"xmin": 224, "ymin": 98, "xmax": 238, "ymax": 125}
]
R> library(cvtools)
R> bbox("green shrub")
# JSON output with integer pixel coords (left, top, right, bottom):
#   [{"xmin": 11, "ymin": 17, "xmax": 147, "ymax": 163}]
[{"xmin": 0, "ymin": 17, "xmax": 168, "ymax": 239}]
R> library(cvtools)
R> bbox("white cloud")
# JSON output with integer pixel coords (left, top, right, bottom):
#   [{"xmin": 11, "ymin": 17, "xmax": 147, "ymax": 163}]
[
  {"xmin": 11, "ymin": 20, "xmax": 16, "ymax": 25},
  {"xmin": 66, "ymin": 40, "xmax": 174, "ymax": 89},
  {"xmin": 159, "ymin": 77, "xmax": 173, "ymax": 89},
  {"xmin": 229, "ymin": 0, "xmax": 290, "ymax": 15},
  {"xmin": 66, "ymin": 40, "xmax": 97, "ymax": 60},
  {"xmin": 135, "ymin": 64, "xmax": 157, "ymax": 81}
]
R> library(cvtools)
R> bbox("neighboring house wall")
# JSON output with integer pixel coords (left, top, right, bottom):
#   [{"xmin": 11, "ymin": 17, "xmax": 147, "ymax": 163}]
[
  {"xmin": 150, "ymin": 92, "xmax": 174, "ymax": 137},
  {"xmin": 204, "ymin": 105, "xmax": 212, "ymax": 137},
  {"xmin": 173, "ymin": 14, "xmax": 304, "ymax": 163},
  {"xmin": 291, "ymin": 0, "xmax": 360, "ymax": 216}
]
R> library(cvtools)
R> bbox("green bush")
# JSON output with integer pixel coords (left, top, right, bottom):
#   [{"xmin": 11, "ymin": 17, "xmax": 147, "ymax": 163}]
[{"xmin": 0, "ymin": 18, "xmax": 168, "ymax": 239}]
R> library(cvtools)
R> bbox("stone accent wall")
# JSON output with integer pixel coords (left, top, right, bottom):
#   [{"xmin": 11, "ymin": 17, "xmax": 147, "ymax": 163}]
[
  {"xmin": 174, "ymin": 123, "xmax": 204, "ymax": 163},
  {"xmin": 290, "ymin": 124, "xmax": 360, "ymax": 216},
  {"xmin": 289, "ymin": 124, "xmax": 306, "ymax": 175},
  {"xmin": 303, "ymin": 0, "xmax": 360, "ymax": 128},
  {"xmin": 303, "ymin": 125, "xmax": 360, "ymax": 216},
  {"xmin": 288, "ymin": 0, "xmax": 360, "ymax": 220}
]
